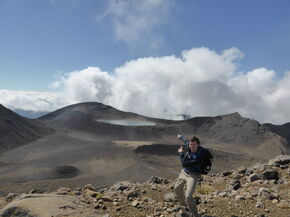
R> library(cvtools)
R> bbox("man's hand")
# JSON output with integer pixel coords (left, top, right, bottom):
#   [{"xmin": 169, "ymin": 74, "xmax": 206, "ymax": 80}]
[
  {"xmin": 177, "ymin": 134, "xmax": 182, "ymax": 139},
  {"xmin": 178, "ymin": 146, "xmax": 184, "ymax": 153}
]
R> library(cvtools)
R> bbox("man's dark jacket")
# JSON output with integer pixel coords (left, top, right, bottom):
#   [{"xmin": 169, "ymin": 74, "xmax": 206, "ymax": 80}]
[{"xmin": 179, "ymin": 136, "xmax": 206, "ymax": 174}]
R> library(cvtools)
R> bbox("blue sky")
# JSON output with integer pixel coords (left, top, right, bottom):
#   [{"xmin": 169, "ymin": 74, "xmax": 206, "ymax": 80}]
[
  {"xmin": 0, "ymin": 0, "xmax": 290, "ymax": 124},
  {"xmin": 1, "ymin": 0, "xmax": 289, "ymax": 90}
]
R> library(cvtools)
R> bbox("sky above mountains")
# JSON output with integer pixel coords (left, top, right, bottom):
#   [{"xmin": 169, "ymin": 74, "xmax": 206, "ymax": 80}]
[{"xmin": 0, "ymin": 0, "xmax": 290, "ymax": 124}]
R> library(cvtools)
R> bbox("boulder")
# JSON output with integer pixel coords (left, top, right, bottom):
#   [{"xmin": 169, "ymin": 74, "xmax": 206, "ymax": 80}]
[
  {"xmin": 235, "ymin": 195, "xmax": 246, "ymax": 200},
  {"xmin": 0, "ymin": 193, "xmax": 99, "ymax": 217},
  {"xmin": 259, "ymin": 188, "xmax": 278, "ymax": 200},
  {"xmin": 260, "ymin": 170, "xmax": 279, "ymax": 180},
  {"xmin": 227, "ymin": 180, "xmax": 241, "ymax": 191},
  {"xmin": 245, "ymin": 168, "xmax": 253, "ymax": 176},
  {"xmin": 221, "ymin": 171, "xmax": 232, "ymax": 177},
  {"xmin": 0, "ymin": 206, "xmax": 35, "ymax": 217},
  {"xmin": 125, "ymin": 189, "xmax": 140, "ymax": 198},
  {"xmin": 109, "ymin": 181, "xmax": 132, "ymax": 192},
  {"xmin": 248, "ymin": 174, "xmax": 261, "ymax": 183},
  {"xmin": 131, "ymin": 200, "xmax": 139, "ymax": 207},
  {"xmin": 236, "ymin": 166, "xmax": 247, "ymax": 174},
  {"xmin": 148, "ymin": 176, "xmax": 169, "ymax": 185},
  {"xmin": 5, "ymin": 193, "xmax": 19, "ymax": 202},
  {"xmin": 82, "ymin": 184, "xmax": 96, "ymax": 191},
  {"xmin": 83, "ymin": 189, "xmax": 100, "ymax": 198},
  {"xmin": 163, "ymin": 193, "xmax": 177, "ymax": 202},
  {"xmin": 252, "ymin": 163, "xmax": 267, "ymax": 172},
  {"xmin": 268, "ymin": 155, "xmax": 290, "ymax": 166},
  {"xmin": 29, "ymin": 189, "xmax": 45, "ymax": 194},
  {"xmin": 56, "ymin": 187, "xmax": 72, "ymax": 195}
]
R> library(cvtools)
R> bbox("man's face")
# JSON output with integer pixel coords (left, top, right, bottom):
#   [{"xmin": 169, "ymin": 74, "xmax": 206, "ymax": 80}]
[{"xmin": 189, "ymin": 141, "xmax": 198, "ymax": 152}]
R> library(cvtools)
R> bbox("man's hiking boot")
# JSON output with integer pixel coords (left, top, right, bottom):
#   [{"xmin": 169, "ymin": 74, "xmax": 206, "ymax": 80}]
[{"xmin": 178, "ymin": 206, "xmax": 188, "ymax": 214}]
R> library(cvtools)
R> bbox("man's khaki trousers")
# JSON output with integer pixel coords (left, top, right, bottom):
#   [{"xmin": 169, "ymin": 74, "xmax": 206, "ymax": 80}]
[{"xmin": 174, "ymin": 170, "xmax": 201, "ymax": 217}]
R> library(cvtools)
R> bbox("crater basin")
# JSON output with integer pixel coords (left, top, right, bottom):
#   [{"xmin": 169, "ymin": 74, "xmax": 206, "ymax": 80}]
[{"xmin": 97, "ymin": 119, "xmax": 156, "ymax": 126}]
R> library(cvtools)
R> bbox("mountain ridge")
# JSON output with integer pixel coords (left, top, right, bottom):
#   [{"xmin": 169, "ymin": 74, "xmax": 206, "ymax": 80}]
[
  {"xmin": 36, "ymin": 102, "xmax": 290, "ymax": 159},
  {"xmin": 0, "ymin": 102, "xmax": 289, "ymax": 196},
  {"xmin": 0, "ymin": 104, "xmax": 53, "ymax": 152}
]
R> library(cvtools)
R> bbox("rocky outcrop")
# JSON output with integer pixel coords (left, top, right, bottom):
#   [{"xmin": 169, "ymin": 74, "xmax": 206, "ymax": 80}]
[
  {"xmin": 268, "ymin": 155, "xmax": 290, "ymax": 166},
  {"xmin": 1, "ymin": 155, "xmax": 289, "ymax": 217},
  {"xmin": 0, "ymin": 194, "xmax": 99, "ymax": 217}
]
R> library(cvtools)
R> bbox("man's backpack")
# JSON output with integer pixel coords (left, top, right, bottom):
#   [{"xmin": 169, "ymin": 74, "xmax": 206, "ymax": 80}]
[{"xmin": 200, "ymin": 147, "xmax": 213, "ymax": 175}]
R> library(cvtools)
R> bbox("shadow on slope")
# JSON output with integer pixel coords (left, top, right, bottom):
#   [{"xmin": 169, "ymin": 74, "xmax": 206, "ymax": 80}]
[
  {"xmin": 134, "ymin": 143, "xmax": 264, "ymax": 174},
  {"xmin": 0, "ymin": 104, "xmax": 53, "ymax": 152}
]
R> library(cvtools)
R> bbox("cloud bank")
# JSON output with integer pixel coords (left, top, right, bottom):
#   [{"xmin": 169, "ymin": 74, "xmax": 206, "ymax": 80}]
[{"xmin": 1, "ymin": 47, "xmax": 290, "ymax": 124}]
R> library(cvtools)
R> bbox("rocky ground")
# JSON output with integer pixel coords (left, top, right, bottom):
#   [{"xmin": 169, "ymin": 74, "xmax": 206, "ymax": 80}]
[{"xmin": 0, "ymin": 155, "xmax": 289, "ymax": 217}]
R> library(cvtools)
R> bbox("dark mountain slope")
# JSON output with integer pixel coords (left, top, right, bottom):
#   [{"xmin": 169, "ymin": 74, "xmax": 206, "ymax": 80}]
[
  {"xmin": 38, "ymin": 102, "xmax": 151, "ymax": 129},
  {"xmin": 168, "ymin": 112, "xmax": 289, "ymax": 159},
  {"xmin": 39, "ymin": 102, "xmax": 142, "ymax": 122},
  {"xmin": 264, "ymin": 122, "xmax": 290, "ymax": 144},
  {"xmin": 0, "ymin": 104, "xmax": 52, "ymax": 152},
  {"xmin": 39, "ymin": 102, "xmax": 289, "ymax": 159}
]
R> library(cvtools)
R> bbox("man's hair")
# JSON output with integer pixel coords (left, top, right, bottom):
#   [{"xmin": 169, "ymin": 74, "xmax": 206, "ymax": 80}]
[{"xmin": 190, "ymin": 136, "xmax": 200, "ymax": 144}]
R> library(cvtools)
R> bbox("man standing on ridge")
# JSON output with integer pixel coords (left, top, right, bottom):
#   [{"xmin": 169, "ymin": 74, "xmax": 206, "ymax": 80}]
[{"xmin": 174, "ymin": 134, "xmax": 206, "ymax": 217}]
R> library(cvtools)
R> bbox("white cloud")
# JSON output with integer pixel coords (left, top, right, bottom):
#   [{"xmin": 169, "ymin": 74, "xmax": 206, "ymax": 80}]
[
  {"xmin": 99, "ymin": 0, "xmax": 172, "ymax": 44},
  {"xmin": 0, "ymin": 89, "xmax": 62, "ymax": 112},
  {"xmin": 59, "ymin": 67, "xmax": 114, "ymax": 103},
  {"xmin": 1, "ymin": 47, "xmax": 290, "ymax": 124}
]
